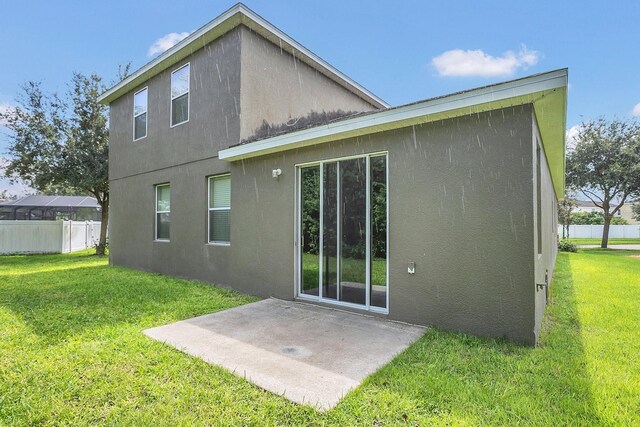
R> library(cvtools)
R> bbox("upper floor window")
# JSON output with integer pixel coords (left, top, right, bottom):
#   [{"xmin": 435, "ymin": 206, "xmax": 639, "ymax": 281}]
[
  {"xmin": 133, "ymin": 87, "xmax": 148, "ymax": 141},
  {"xmin": 155, "ymin": 184, "xmax": 171, "ymax": 241},
  {"xmin": 171, "ymin": 63, "xmax": 190, "ymax": 127},
  {"xmin": 208, "ymin": 175, "xmax": 230, "ymax": 244}
]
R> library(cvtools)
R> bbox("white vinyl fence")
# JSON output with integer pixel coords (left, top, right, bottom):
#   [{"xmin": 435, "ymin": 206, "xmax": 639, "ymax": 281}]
[
  {"xmin": 558, "ymin": 224, "xmax": 640, "ymax": 239},
  {"xmin": 0, "ymin": 220, "xmax": 101, "ymax": 254}
]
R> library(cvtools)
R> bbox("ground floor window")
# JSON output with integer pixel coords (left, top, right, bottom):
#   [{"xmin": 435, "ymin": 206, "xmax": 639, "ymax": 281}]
[
  {"xmin": 155, "ymin": 184, "xmax": 170, "ymax": 240},
  {"xmin": 298, "ymin": 153, "xmax": 388, "ymax": 312},
  {"xmin": 208, "ymin": 174, "xmax": 230, "ymax": 244}
]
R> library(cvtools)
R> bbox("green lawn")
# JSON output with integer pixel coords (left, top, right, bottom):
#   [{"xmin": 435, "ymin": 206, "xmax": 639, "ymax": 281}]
[
  {"xmin": 1, "ymin": 249, "xmax": 638, "ymax": 425},
  {"xmin": 566, "ymin": 237, "xmax": 640, "ymax": 245}
]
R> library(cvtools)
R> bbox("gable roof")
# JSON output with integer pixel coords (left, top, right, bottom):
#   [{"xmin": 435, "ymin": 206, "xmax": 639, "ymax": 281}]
[
  {"xmin": 98, "ymin": 3, "xmax": 388, "ymax": 108},
  {"xmin": 220, "ymin": 68, "xmax": 568, "ymax": 199},
  {"xmin": 0, "ymin": 195, "xmax": 99, "ymax": 208}
]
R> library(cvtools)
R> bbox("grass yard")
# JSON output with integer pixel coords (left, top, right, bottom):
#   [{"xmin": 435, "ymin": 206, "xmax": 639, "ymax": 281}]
[
  {"xmin": 1, "ymin": 249, "xmax": 639, "ymax": 425},
  {"xmin": 566, "ymin": 237, "xmax": 640, "ymax": 245}
]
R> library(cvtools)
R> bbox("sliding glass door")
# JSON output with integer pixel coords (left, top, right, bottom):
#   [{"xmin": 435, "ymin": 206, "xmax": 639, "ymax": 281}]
[{"xmin": 298, "ymin": 153, "xmax": 387, "ymax": 312}]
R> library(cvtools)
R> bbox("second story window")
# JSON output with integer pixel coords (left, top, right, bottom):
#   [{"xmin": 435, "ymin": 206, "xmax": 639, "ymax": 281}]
[
  {"xmin": 133, "ymin": 87, "xmax": 148, "ymax": 141},
  {"xmin": 171, "ymin": 63, "xmax": 190, "ymax": 127}
]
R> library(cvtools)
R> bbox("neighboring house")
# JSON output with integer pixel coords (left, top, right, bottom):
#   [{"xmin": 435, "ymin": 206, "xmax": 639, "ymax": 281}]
[
  {"xmin": 0, "ymin": 195, "xmax": 101, "ymax": 221},
  {"xmin": 98, "ymin": 3, "xmax": 567, "ymax": 345},
  {"xmin": 574, "ymin": 200, "xmax": 638, "ymax": 224},
  {"xmin": 621, "ymin": 203, "xmax": 639, "ymax": 225}
]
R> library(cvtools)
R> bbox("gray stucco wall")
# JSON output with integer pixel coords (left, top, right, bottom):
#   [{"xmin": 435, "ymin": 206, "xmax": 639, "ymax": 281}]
[
  {"xmin": 533, "ymin": 114, "xmax": 559, "ymax": 341},
  {"xmin": 238, "ymin": 26, "xmax": 378, "ymax": 140},
  {"xmin": 228, "ymin": 105, "xmax": 538, "ymax": 344},
  {"xmin": 108, "ymin": 24, "xmax": 378, "ymax": 273},
  {"xmin": 108, "ymin": 25, "xmax": 377, "ymax": 181},
  {"xmin": 106, "ymin": 20, "xmax": 558, "ymax": 344},
  {"xmin": 109, "ymin": 28, "xmax": 243, "ymax": 182},
  {"xmin": 110, "ymin": 104, "xmax": 544, "ymax": 344}
]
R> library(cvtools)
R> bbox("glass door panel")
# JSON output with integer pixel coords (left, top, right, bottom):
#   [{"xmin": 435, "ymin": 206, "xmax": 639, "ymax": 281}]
[
  {"xmin": 370, "ymin": 155, "xmax": 387, "ymax": 308},
  {"xmin": 298, "ymin": 154, "xmax": 387, "ymax": 311},
  {"xmin": 300, "ymin": 166, "xmax": 320, "ymax": 296},
  {"xmin": 322, "ymin": 163, "xmax": 338, "ymax": 300},
  {"xmin": 339, "ymin": 158, "xmax": 367, "ymax": 305}
]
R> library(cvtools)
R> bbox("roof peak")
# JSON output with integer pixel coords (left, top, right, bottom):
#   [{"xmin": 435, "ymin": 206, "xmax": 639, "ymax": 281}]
[{"xmin": 98, "ymin": 3, "xmax": 387, "ymax": 108}]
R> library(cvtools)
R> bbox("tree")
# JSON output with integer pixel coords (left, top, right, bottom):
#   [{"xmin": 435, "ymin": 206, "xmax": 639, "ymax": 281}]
[
  {"xmin": 0, "ymin": 74, "xmax": 110, "ymax": 254},
  {"xmin": 566, "ymin": 118, "xmax": 640, "ymax": 248},
  {"xmin": 570, "ymin": 211, "xmax": 628, "ymax": 225},
  {"xmin": 558, "ymin": 197, "xmax": 576, "ymax": 238}
]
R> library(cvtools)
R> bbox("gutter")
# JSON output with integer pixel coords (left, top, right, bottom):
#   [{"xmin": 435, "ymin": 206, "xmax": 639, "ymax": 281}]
[{"xmin": 219, "ymin": 69, "xmax": 567, "ymax": 161}]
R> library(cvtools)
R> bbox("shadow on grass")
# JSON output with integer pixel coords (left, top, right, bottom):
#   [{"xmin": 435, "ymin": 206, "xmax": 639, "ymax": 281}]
[
  {"xmin": 0, "ymin": 251, "xmax": 609, "ymax": 425},
  {"xmin": 0, "ymin": 252, "xmax": 254, "ymax": 344},
  {"xmin": 331, "ymin": 253, "xmax": 605, "ymax": 425}
]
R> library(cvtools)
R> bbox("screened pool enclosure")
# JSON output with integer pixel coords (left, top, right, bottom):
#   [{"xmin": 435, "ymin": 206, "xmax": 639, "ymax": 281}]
[{"xmin": 297, "ymin": 153, "xmax": 388, "ymax": 312}]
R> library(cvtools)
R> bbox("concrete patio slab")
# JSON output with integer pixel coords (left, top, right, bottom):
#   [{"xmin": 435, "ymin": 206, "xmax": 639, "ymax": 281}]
[{"xmin": 144, "ymin": 298, "xmax": 426, "ymax": 410}]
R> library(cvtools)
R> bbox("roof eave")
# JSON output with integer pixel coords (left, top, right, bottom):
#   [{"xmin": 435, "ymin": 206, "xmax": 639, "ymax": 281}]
[
  {"xmin": 220, "ymin": 69, "xmax": 568, "ymax": 198},
  {"xmin": 97, "ymin": 3, "xmax": 388, "ymax": 108}
]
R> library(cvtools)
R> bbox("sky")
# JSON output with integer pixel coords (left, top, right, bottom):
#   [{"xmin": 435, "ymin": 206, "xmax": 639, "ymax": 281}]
[{"xmin": 1, "ymin": 0, "xmax": 639, "ymax": 195}]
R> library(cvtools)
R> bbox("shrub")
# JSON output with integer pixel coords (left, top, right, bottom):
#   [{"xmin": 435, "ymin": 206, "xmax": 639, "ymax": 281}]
[{"xmin": 558, "ymin": 240, "xmax": 578, "ymax": 252}]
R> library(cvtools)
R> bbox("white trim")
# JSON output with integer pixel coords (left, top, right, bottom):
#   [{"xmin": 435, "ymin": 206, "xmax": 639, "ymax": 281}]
[
  {"xmin": 98, "ymin": 4, "xmax": 387, "ymax": 108},
  {"xmin": 336, "ymin": 163, "xmax": 341, "ymax": 302},
  {"xmin": 221, "ymin": 69, "xmax": 568, "ymax": 199},
  {"xmin": 295, "ymin": 152, "xmax": 389, "ymax": 314},
  {"xmin": 133, "ymin": 87, "xmax": 148, "ymax": 142},
  {"xmin": 384, "ymin": 153, "xmax": 389, "ymax": 311},
  {"xmin": 296, "ymin": 151, "xmax": 388, "ymax": 167},
  {"xmin": 294, "ymin": 166, "xmax": 301, "ymax": 299},
  {"xmin": 155, "ymin": 183, "xmax": 170, "ymax": 241},
  {"xmin": 365, "ymin": 155, "xmax": 371, "ymax": 311},
  {"xmin": 318, "ymin": 163, "xmax": 324, "ymax": 300},
  {"xmin": 220, "ymin": 69, "xmax": 567, "ymax": 162},
  {"xmin": 207, "ymin": 173, "xmax": 231, "ymax": 244},
  {"xmin": 170, "ymin": 63, "xmax": 190, "ymax": 128}
]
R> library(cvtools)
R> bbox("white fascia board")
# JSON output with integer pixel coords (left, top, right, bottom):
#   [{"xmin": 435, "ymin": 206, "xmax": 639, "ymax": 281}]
[
  {"xmin": 97, "ymin": 6, "xmax": 241, "ymax": 104},
  {"xmin": 219, "ymin": 69, "xmax": 568, "ymax": 162},
  {"xmin": 98, "ymin": 3, "xmax": 387, "ymax": 108}
]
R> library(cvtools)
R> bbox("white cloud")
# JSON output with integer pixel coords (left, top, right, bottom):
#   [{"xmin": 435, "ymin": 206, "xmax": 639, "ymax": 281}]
[
  {"xmin": 432, "ymin": 45, "xmax": 539, "ymax": 77},
  {"xmin": 147, "ymin": 32, "xmax": 190, "ymax": 57},
  {"xmin": 566, "ymin": 124, "xmax": 582, "ymax": 150},
  {"xmin": 632, "ymin": 102, "xmax": 640, "ymax": 117}
]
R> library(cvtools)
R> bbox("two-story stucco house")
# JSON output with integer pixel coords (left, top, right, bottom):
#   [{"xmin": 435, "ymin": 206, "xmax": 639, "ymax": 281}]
[{"xmin": 99, "ymin": 3, "xmax": 567, "ymax": 345}]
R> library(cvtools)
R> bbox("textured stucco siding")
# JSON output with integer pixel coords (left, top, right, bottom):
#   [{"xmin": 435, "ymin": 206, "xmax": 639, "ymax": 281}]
[
  {"xmin": 533, "ymin": 114, "xmax": 559, "ymax": 342},
  {"xmin": 229, "ymin": 105, "xmax": 537, "ymax": 344},
  {"xmin": 108, "ymin": 23, "xmax": 376, "ymax": 299},
  {"xmin": 238, "ymin": 26, "xmax": 378, "ymax": 141},
  {"xmin": 106, "ymin": 23, "xmax": 552, "ymax": 344},
  {"xmin": 108, "ymin": 28, "xmax": 243, "ymax": 182},
  {"xmin": 112, "ymin": 105, "xmax": 541, "ymax": 344}
]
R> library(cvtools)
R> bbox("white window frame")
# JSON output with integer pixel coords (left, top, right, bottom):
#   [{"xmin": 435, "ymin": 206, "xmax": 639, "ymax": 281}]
[
  {"xmin": 155, "ymin": 183, "xmax": 170, "ymax": 242},
  {"xmin": 294, "ymin": 151, "xmax": 389, "ymax": 315},
  {"xmin": 170, "ymin": 63, "xmax": 190, "ymax": 128},
  {"xmin": 207, "ymin": 174, "xmax": 231, "ymax": 245},
  {"xmin": 133, "ymin": 87, "xmax": 148, "ymax": 141}
]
